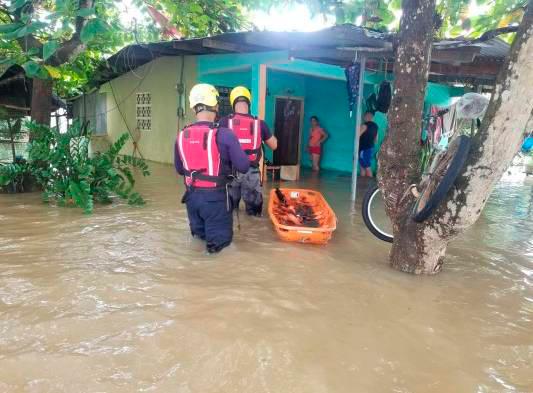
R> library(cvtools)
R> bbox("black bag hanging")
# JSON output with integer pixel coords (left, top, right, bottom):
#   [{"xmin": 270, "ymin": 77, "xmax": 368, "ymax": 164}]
[
  {"xmin": 366, "ymin": 93, "xmax": 378, "ymax": 114},
  {"xmin": 376, "ymin": 81, "xmax": 392, "ymax": 113}
]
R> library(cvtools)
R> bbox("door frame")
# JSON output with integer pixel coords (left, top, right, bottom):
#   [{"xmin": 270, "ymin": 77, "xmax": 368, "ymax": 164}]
[{"xmin": 273, "ymin": 95, "xmax": 305, "ymax": 176}]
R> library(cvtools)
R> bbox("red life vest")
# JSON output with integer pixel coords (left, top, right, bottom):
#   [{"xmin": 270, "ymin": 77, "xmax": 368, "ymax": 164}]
[
  {"xmin": 177, "ymin": 124, "xmax": 227, "ymax": 189},
  {"xmin": 228, "ymin": 114, "xmax": 262, "ymax": 164}
]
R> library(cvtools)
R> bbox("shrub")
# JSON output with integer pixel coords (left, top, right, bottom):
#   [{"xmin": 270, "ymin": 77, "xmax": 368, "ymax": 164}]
[{"xmin": 26, "ymin": 121, "xmax": 150, "ymax": 213}]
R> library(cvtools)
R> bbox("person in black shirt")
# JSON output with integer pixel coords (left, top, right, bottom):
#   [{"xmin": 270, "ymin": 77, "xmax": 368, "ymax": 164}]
[{"xmin": 358, "ymin": 111, "xmax": 378, "ymax": 177}]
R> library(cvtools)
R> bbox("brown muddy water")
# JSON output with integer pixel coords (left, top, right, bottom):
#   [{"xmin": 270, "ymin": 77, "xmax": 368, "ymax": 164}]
[{"xmin": 0, "ymin": 163, "xmax": 532, "ymax": 393}]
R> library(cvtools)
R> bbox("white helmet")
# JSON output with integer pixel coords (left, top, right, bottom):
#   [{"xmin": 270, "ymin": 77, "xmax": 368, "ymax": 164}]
[{"xmin": 189, "ymin": 83, "xmax": 219, "ymax": 109}]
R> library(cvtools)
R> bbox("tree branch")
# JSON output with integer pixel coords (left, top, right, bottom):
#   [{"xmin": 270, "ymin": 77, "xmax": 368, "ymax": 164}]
[
  {"xmin": 477, "ymin": 25, "xmax": 519, "ymax": 41},
  {"xmin": 439, "ymin": 1, "xmax": 533, "ymax": 232},
  {"xmin": 13, "ymin": 2, "xmax": 42, "ymax": 53},
  {"xmin": 49, "ymin": 0, "xmax": 95, "ymax": 66}
]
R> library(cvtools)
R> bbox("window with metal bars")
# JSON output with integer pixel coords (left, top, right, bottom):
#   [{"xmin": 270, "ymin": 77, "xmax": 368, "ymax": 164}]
[
  {"xmin": 215, "ymin": 86, "xmax": 233, "ymax": 120},
  {"xmin": 136, "ymin": 92, "xmax": 152, "ymax": 131}
]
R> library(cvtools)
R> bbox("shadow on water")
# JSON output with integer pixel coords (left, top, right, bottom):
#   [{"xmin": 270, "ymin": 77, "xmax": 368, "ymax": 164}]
[{"xmin": 0, "ymin": 163, "xmax": 532, "ymax": 392}]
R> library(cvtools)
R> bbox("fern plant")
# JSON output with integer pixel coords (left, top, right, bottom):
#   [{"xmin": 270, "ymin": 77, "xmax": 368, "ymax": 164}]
[{"xmin": 27, "ymin": 121, "xmax": 150, "ymax": 214}]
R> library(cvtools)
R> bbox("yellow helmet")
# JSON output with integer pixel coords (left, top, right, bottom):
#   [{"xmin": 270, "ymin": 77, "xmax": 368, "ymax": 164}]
[
  {"xmin": 189, "ymin": 83, "xmax": 219, "ymax": 109},
  {"xmin": 230, "ymin": 86, "xmax": 251, "ymax": 107}
]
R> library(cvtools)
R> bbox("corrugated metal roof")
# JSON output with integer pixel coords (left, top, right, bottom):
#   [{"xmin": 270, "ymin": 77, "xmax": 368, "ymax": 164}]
[
  {"xmin": 94, "ymin": 25, "xmax": 510, "ymax": 86},
  {"xmin": 433, "ymin": 37, "xmax": 509, "ymax": 59}
]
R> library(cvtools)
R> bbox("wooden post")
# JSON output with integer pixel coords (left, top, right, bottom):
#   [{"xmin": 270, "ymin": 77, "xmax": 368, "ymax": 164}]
[
  {"xmin": 252, "ymin": 63, "xmax": 268, "ymax": 181},
  {"xmin": 30, "ymin": 78, "xmax": 53, "ymax": 126},
  {"xmin": 351, "ymin": 55, "xmax": 366, "ymax": 201},
  {"xmin": 251, "ymin": 64, "xmax": 267, "ymax": 118}
]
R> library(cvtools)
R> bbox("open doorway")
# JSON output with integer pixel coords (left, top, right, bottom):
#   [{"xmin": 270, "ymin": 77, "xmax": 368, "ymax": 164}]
[{"xmin": 273, "ymin": 97, "xmax": 304, "ymax": 180}]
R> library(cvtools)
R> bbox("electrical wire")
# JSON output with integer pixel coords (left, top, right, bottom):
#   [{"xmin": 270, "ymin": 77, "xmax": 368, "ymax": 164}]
[
  {"xmin": 75, "ymin": 45, "xmax": 156, "ymax": 122},
  {"xmin": 109, "ymin": 78, "xmax": 144, "ymax": 160}
]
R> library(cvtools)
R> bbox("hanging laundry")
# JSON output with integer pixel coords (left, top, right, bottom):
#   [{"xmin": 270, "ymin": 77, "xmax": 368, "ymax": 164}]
[{"xmin": 345, "ymin": 63, "xmax": 361, "ymax": 117}]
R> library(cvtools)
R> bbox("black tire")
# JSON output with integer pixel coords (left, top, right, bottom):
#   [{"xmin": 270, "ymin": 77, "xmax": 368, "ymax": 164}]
[
  {"xmin": 362, "ymin": 184, "xmax": 394, "ymax": 243},
  {"xmin": 412, "ymin": 135, "xmax": 471, "ymax": 222}
]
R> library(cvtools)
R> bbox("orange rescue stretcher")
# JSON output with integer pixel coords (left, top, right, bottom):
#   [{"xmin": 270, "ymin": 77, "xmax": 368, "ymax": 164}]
[{"xmin": 268, "ymin": 188, "xmax": 337, "ymax": 245}]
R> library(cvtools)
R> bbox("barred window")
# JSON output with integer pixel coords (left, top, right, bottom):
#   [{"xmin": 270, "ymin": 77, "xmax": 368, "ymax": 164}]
[
  {"xmin": 215, "ymin": 86, "xmax": 233, "ymax": 119},
  {"xmin": 136, "ymin": 92, "xmax": 152, "ymax": 131}
]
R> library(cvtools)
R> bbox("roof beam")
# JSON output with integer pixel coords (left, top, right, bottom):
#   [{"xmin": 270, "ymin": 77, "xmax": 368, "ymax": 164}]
[
  {"xmin": 430, "ymin": 60, "xmax": 502, "ymax": 79},
  {"xmin": 172, "ymin": 40, "xmax": 208, "ymax": 54},
  {"xmin": 428, "ymin": 74, "xmax": 496, "ymax": 84},
  {"xmin": 202, "ymin": 38, "xmax": 250, "ymax": 52},
  {"xmin": 292, "ymin": 46, "xmax": 481, "ymax": 64},
  {"xmin": 290, "ymin": 48, "xmax": 390, "ymax": 63},
  {"xmin": 431, "ymin": 47, "xmax": 481, "ymax": 64}
]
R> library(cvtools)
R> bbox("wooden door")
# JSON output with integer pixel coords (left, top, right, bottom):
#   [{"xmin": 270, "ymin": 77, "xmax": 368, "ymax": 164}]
[{"xmin": 273, "ymin": 98, "xmax": 303, "ymax": 171}]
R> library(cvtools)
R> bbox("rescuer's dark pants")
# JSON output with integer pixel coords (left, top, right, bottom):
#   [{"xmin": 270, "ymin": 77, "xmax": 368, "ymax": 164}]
[
  {"xmin": 183, "ymin": 189, "xmax": 233, "ymax": 253},
  {"xmin": 229, "ymin": 167, "xmax": 263, "ymax": 216}
]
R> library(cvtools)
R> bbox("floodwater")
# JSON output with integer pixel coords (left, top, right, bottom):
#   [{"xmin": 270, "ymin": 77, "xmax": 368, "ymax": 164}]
[{"xmin": 0, "ymin": 163, "xmax": 532, "ymax": 393}]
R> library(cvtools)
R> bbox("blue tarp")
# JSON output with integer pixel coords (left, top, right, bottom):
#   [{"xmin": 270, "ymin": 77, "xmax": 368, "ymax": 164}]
[{"xmin": 522, "ymin": 137, "xmax": 533, "ymax": 152}]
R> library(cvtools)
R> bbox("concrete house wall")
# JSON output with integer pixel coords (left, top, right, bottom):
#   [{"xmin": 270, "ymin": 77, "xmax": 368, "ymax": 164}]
[{"xmin": 79, "ymin": 56, "xmax": 197, "ymax": 164}]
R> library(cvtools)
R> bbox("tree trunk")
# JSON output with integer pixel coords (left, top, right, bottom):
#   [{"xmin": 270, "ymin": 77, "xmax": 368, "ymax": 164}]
[
  {"xmin": 377, "ymin": 0, "xmax": 438, "ymax": 273},
  {"xmin": 378, "ymin": 1, "xmax": 533, "ymax": 275},
  {"xmin": 30, "ymin": 78, "xmax": 53, "ymax": 126},
  {"xmin": 433, "ymin": 3, "xmax": 533, "ymax": 233}
]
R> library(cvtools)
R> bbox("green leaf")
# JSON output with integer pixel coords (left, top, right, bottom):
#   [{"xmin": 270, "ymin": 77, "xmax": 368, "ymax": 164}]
[
  {"xmin": 8, "ymin": 0, "xmax": 28, "ymax": 12},
  {"xmin": 43, "ymin": 40, "xmax": 59, "ymax": 61},
  {"xmin": 77, "ymin": 8, "xmax": 96, "ymax": 17},
  {"xmin": 80, "ymin": 18, "xmax": 108, "ymax": 44},
  {"xmin": 46, "ymin": 12, "xmax": 62, "ymax": 21},
  {"xmin": 0, "ymin": 23, "xmax": 24, "ymax": 34},
  {"xmin": 15, "ymin": 26, "xmax": 28, "ymax": 38},
  {"xmin": 44, "ymin": 65, "xmax": 62, "ymax": 79},
  {"xmin": 25, "ymin": 47, "xmax": 39, "ymax": 56},
  {"xmin": 389, "ymin": 0, "xmax": 402, "ymax": 10},
  {"xmin": 0, "ymin": 58, "xmax": 16, "ymax": 67},
  {"xmin": 449, "ymin": 25, "xmax": 464, "ymax": 37},
  {"xmin": 22, "ymin": 61, "xmax": 42, "ymax": 78},
  {"xmin": 376, "ymin": 8, "xmax": 395, "ymax": 25},
  {"xmin": 26, "ymin": 21, "xmax": 48, "ymax": 34}
]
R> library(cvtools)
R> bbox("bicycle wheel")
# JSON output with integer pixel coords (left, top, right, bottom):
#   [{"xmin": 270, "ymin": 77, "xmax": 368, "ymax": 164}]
[
  {"xmin": 412, "ymin": 135, "xmax": 471, "ymax": 222},
  {"xmin": 362, "ymin": 184, "xmax": 393, "ymax": 243}
]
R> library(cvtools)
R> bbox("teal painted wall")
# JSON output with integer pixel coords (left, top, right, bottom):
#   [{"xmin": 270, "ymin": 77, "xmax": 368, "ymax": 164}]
[
  {"xmin": 200, "ymin": 69, "xmax": 252, "ymax": 91},
  {"xmin": 263, "ymin": 70, "xmax": 307, "ymax": 162},
  {"xmin": 199, "ymin": 68, "xmax": 307, "ymax": 163},
  {"xmin": 196, "ymin": 56, "xmax": 463, "ymax": 175},
  {"xmin": 301, "ymin": 77, "xmax": 357, "ymax": 172}
]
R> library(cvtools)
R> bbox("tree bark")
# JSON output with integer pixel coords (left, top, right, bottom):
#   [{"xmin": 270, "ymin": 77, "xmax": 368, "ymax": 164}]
[
  {"xmin": 433, "ymin": 3, "xmax": 533, "ymax": 233},
  {"xmin": 378, "ymin": 1, "xmax": 533, "ymax": 275},
  {"xmin": 30, "ymin": 78, "xmax": 53, "ymax": 126},
  {"xmin": 377, "ymin": 0, "xmax": 438, "ymax": 273},
  {"xmin": 16, "ymin": 0, "xmax": 95, "ymax": 126}
]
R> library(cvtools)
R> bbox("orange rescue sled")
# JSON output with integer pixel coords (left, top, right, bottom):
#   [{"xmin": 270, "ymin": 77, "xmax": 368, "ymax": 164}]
[{"xmin": 268, "ymin": 188, "xmax": 337, "ymax": 244}]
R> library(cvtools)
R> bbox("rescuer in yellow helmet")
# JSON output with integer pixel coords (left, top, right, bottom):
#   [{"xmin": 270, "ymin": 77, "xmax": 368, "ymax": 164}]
[{"xmin": 219, "ymin": 86, "xmax": 277, "ymax": 216}]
